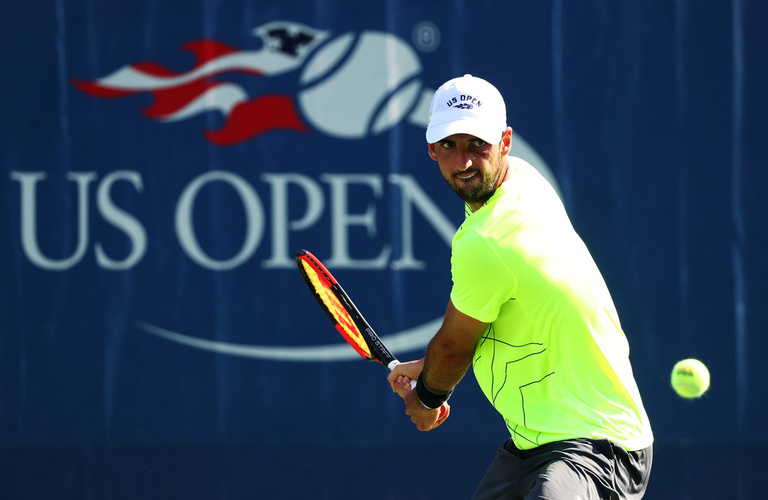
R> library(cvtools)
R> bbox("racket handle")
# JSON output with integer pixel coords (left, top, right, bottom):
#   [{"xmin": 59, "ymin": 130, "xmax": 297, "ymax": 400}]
[{"xmin": 408, "ymin": 378, "xmax": 448, "ymax": 420}]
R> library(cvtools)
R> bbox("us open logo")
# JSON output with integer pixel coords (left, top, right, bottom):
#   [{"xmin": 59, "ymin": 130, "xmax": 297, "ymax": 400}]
[
  {"xmin": 15, "ymin": 21, "xmax": 556, "ymax": 363},
  {"xmin": 71, "ymin": 20, "xmax": 549, "ymax": 164},
  {"xmin": 73, "ymin": 21, "xmax": 430, "ymax": 144}
]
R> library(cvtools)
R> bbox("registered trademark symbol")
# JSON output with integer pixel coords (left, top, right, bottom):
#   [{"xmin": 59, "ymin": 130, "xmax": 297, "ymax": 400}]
[{"xmin": 412, "ymin": 21, "xmax": 441, "ymax": 53}]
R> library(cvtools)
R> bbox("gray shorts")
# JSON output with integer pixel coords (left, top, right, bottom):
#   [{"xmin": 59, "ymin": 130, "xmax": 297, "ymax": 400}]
[{"xmin": 471, "ymin": 438, "xmax": 653, "ymax": 500}]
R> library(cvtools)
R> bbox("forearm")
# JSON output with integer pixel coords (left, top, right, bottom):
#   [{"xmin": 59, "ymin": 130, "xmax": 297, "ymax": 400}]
[
  {"xmin": 420, "ymin": 300, "xmax": 487, "ymax": 393},
  {"xmin": 421, "ymin": 331, "xmax": 474, "ymax": 392},
  {"xmin": 391, "ymin": 301, "xmax": 487, "ymax": 430}
]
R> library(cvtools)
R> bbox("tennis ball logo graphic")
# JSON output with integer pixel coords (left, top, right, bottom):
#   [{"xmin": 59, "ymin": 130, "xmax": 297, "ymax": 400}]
[
  {"xmin": 670, "ymin": 358, "xmax": 710, "ymax": 399},
  {"xmin": 298, "ymin": 31, "xmax": 423, "ymax": 139}
]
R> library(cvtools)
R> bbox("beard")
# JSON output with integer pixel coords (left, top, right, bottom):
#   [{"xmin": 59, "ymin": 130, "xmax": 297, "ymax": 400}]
[
  {"xmin": 444, "ymin": 152, "xmax": 505, "ymax": 205},
  {"xmin": 445, "ymin": 170, "xmax": 499, "ymax": 204}
]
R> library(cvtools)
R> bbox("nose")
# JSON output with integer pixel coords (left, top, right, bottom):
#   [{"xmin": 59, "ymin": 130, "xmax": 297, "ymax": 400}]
[{"xmin": 456, "ymin": 148, "xmax": 473, "ymax": 171}]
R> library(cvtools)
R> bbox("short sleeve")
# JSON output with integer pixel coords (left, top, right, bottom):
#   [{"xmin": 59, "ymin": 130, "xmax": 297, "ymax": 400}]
[{"xmin": 449, "ymin": 229, "xmax": 517, "ymax": 323}]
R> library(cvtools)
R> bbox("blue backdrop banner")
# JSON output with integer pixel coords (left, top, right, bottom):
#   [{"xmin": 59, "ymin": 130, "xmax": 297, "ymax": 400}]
[{"xmin": 1, "ymin": 1, "xmax": 766, "ymax": 498}]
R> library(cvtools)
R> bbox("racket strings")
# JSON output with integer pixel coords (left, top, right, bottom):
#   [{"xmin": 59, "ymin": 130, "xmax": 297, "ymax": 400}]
[{"xmin": 298, "ymin": 259, "xmax": 372, "ymax": 358}]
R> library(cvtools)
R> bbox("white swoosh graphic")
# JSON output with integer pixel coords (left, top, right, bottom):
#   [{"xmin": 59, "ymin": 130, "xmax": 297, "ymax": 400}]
[{"xmin": 136, "ymin": 318, "xmax": 441, "ymax": 362}]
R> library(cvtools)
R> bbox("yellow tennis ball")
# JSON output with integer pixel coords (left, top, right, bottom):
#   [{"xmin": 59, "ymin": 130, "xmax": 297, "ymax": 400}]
[{"xmin": 671, "ymin": 358, "xmax": 710, "ymax": 399}]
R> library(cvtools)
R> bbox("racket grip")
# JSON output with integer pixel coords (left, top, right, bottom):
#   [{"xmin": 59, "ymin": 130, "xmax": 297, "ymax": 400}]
[{"xmin": 408, "ymin": 378, "xmax": 448, "ymax": 419}]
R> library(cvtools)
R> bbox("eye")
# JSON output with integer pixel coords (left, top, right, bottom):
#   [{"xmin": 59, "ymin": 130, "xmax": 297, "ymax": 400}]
[
  {"xmin": 471, "ymin": 138, "xmax": 488, "ymax": 148},
  {"xmin": 438, "ymin": 139, "xmax": 455, "ymax": 149}
]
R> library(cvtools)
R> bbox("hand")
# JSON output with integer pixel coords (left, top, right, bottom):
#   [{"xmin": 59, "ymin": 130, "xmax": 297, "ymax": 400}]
[
  {"xmin": 387, "ymin": 359, "xmax": 450, "ymax": 430},
  {"xmin": 403, "ymin": 385, "xmax": 450, "ymax": 431},
  {"xmin": 387, "ymin": 358, "xmax": 425, "ymax": 398}
]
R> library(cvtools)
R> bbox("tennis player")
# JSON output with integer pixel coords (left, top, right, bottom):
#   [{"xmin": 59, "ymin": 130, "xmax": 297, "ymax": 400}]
[{"xmin": 388, "ymin": 75, "xmax": 653, "ymax": 499}]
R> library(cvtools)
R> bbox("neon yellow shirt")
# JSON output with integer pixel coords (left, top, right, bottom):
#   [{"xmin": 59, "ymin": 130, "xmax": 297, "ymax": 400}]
[{"xmin": 450, "ymin": 158, "xmax": 653, "ymax": 451}]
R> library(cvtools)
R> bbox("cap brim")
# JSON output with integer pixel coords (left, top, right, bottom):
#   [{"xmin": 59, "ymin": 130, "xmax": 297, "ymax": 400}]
[{"xmin": 426, "ymin": 119, "xmax": 504, "ymax": 145}]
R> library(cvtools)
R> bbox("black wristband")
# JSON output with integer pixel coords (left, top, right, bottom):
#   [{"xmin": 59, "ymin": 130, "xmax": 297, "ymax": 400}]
[{"xmin": 415, "ymin": 372, "xmax": 453, "ymax": 410}]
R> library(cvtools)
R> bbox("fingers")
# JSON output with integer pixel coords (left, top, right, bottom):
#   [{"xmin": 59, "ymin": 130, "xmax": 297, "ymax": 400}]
[
  {"xmin": 389, "ymin": 360, "xmax": 450, "ymax": 431},
  {"xmin": 410, "ymin": 408, "xmax": 445, "ymax": 431},
  {"xmin": 388, "ymin": 358, "xmax": 425, "ymax": 381},
  {"xmin": 387, "ymin": 368, "xmax": 406, "ymax": 393},
  {"xmin": 403, "ymin": 392, "xmax": 450, "ymax": 431},
  {"xmin": 390, "ymin": 375, "xmax": 412, "ymax": 398},
  {"xmin": 387, "ymin": 358, "xmax": 426, "ymax": 396}
]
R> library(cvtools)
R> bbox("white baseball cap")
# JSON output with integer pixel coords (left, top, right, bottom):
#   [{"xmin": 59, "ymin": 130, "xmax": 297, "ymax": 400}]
[{"xmin": 425, "ymin": 74, "xmax": 507, "ymax": 145}]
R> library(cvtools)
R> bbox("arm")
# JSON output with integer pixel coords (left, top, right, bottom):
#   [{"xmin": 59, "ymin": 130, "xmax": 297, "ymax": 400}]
[{"xmin": 388, "ymin": 299, "xmax": 488, "ymax": 430}]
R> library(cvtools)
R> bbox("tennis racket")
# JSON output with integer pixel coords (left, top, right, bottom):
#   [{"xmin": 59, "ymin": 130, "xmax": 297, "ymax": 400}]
[{"xmin": 295, "ymin": 249, "xmax": 447, "ymax": 418}]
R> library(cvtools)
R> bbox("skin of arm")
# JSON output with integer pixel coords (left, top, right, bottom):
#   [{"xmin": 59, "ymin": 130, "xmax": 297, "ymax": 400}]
[{"xmin": 388, "ymin": 299, "xmax": 488, "ymax": 430}]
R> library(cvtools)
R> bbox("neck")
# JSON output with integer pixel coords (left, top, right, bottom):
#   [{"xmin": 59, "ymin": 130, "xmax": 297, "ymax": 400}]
[{"xmin": 467, "ymin": 157, "xmax": 511, "ymax": 212}]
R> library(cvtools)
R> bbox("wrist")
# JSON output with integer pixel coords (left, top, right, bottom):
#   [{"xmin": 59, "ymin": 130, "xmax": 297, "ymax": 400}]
[{"xmin": 415, "ymin": 372, "xmax": 453, "ymax": 410}]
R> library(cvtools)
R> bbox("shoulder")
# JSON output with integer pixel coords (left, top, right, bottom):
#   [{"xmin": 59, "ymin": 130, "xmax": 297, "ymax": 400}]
[
  {"xmin": 453, "ymin": 226, "xmax": 492, "ymax": 257},
  {"xmin": 508, "ymin": 157, "xmax": 562, "ymax": 199}
]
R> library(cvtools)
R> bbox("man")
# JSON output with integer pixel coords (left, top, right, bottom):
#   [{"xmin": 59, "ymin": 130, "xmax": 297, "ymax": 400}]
[{"xmin": 388, "ymin": 75, "xmax": 653, "ymax": 499}]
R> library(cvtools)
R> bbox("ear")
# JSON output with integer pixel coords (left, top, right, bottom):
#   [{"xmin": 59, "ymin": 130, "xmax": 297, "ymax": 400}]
[
  {"xmin": 500, "ymin": 127, "xmax": 513, "ymax": 155},
  {"xmin": 427, "ymin": 142, "xmax": 438, "ymax": 161}
]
